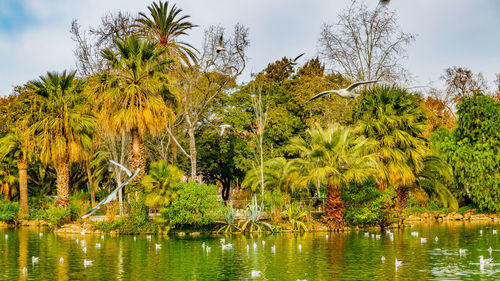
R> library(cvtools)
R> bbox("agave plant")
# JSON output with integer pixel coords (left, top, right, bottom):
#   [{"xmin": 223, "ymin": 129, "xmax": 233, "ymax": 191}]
[
  {"xmin": 283, "ymin": 202, "xmax": 308, "ymax": 232},
  {"xmin": 240, "ymin": 195, "xmax": 275, "ymax": 233},
  {"xmin": 217, "ymin": 204, "xmax": 240, "ymax": 233}
]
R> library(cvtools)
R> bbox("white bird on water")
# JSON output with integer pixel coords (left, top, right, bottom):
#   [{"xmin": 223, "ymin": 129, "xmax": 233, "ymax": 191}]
[
  {"xmin": 133, "ymin": 236, "xmax": 137, "ymax": 241},
  {"xmin": 96, "ymin": 243, "xmax": 101, "ymax": 249},
  {"xmin": 305, "ymin": 80, "xmax": 379, "ymax": 103},
  {"xmin": 411, "ymin": 232, "xmax": 419, "ymax": 237},
  {"xmin": 271, "ymin": 245, "xmax": 276, "ymax": 254},
  {"xmin": 493, "ymin": 229, "xmax": 497, "ymax": 235},
  {"xmin": 420, "ymin": 237, "xmax": 427, "ymax": 243},
  {"xmin": 81, "ymin": 228, "xmax": 88, "ymax": 235},
  {"xmin": 202, "ymin": 242, "xmax": 206, "ymax": 249},
  {"xmin": 395, "ymin": 258, "xmax": 402, "ymax": 269},
  {"xmin": 479, "ymin": 256, "xmax": 492, "ymax": 265},
  {"xmin": 22, "ymin": 267, "xmax": 28, "ymax": 275},
  {"xmin": 155, "ymin": 244, "xmax": 161, "ymax": 250},
  {"xmin": 488, "ymin": 246, "xmax": 493, "ymax": 255},
  {"xmin": 5, "ymin": 234, "xmax": 7, "ymax": 239},
  {"xmin": 39, "ymin": 232, "xmax": 43, "ymax": 237},
  {"xmin": 251, "ymin": 270, "xmax": 262, "ymax": 278},
  {"xmin": 435, "ymin": 236, "xmax": 439, "ymax": 242},
  {"xmin": 101, "ymin": 235, "xmax": 105, "ymax": 240},
  {"xmin": 220, "ymin": 238, "xmax": 225, "ymax": 244},
  {"xmin": 298, "ymin": 244, "xmax": 302, "ymax": 251},
  {"xmin": 326, "ymin": 234, "xmax": 328, "ymax": 239},
  {"xmin": 84, "ymin": 259, "xmax": 93, "ymax": 267},
  {"xmin": 222, "ymin": 243, "xmax": 232, "ymax": 250},
  {"xmin": 246, "ymin": 244, "xmax": 250, "ymax": 252},
  {"xmin": 146, "ymin": 235, "xmax": 151, "ymax": 240},
  {"xmin": 381, "ymin": 256, "xmax": 386, "ymax": 262},
  {"xmin": 82, "ymin": 247, "xmax": 87, "ymax": 254},
  {"xmin": 364, "ymin": 232, "xmax": 369, "ymax": 237},
  {"xmin": 262, "ymin": 240, "xmax": 266, "ymax": 246},
  {"xmin": 59, "ymin": 257, "xmax": 64, "ymax": 263},
  {"xmin": 459, "ymin": 249, "xmax": 467, "ymax": 255},
  {"xmin": 206, "ymin": 246, "xmax": 211, "ymax": 252},
  {"xmin": 32, "ymin": 256, "xmax": 39, "ymax": 264},
  {"xmin": 253, "ymin": 243, "xmax": 257, "ymax": 250},
  {"xmin": 480, "ymin": 230, "xmax": 483, "ymax": 235}
]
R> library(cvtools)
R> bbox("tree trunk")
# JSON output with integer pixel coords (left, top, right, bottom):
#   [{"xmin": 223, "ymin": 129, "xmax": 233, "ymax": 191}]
[
  {"xmin": 85, "ymin": 163, "xmax": 95, "ymax": 207},
  {"xmin": 221, "ymin": 180, "xmax": 231, "ymax": 202},
  {"xmin": 130, "ymin": 127, "xmax": 145, "ymax": 200},
  {"xmin": 187, "ymin": 124, "xmax": 197, "ymax": 182},
  {"xmin": 17, "ymin": 156, "xmax": 28, "ymax": 216},
  {"xmin": 324, "ymin": 180, "xmax": 345, "ymax": 231},
  {"xmin": 395, "ymin": 186, "xmax": 409, "ymax": 224},
  {"xmin": 55, "ymin": 160, "xmax": 70, "ymax": 207}
]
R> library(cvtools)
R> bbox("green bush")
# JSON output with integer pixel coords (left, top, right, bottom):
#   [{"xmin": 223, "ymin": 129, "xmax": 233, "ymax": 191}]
[
  {"xmin": 120, "ymin": 199, "xmax": 156, "ymax": 234},
  {"xmin": 28, "ymin": 208, "xmax": 47, "ymax": 220},
  {"xmin": 45, "ymin": 205, "xmax": 71, "ymax": 226},
  {"xmin": 163, "ymin": 182, "xmax": 224, "ymax": 228},
  {"xmin": 0, "ymin": 201, "xmax": 20, "ymax": 222},
  {"xmin": 342, "ymin": 182, "xmax": 396, "ymax": 227}
]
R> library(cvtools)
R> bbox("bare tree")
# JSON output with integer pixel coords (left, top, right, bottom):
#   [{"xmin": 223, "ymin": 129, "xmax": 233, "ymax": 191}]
[
  {"xmin": 441, "ymin": 66, "xmax": 488, "ymax": 106},
  {"xmin": 70, "ymin": 11, "xmax": 138, "ymax": 76},
  {"xmin": 318, "ymin": 0, "xmax": 415, "ymax": 82},
  {"xmin": 165, "ymin": 23, "xmax": 249, "ymax": 181}
]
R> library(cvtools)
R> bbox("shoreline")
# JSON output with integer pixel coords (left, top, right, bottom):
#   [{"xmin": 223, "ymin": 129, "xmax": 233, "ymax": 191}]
[{"xmin": 2, "ymin": 211, "xmax": 499, "ymax": 236}]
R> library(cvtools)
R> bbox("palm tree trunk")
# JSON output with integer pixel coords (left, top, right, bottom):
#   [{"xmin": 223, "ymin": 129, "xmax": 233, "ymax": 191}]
[
  {"xmin": 130, "ymin": 127, "xmax": 145, "ymax": 200},
  {"xmin": 17, "ymin": 156, "xmax": 28, "ymax": 216},
  {"xmin": 324, "ymin": 180, "xmax": 345, "ymax": 231},
  {"xmin": 55, "ymin": 160, "xmax": 70, "ymax": 207},
  {"xmin": 395, "ymin": 186, "xmax": 409, "ymax": 224}
]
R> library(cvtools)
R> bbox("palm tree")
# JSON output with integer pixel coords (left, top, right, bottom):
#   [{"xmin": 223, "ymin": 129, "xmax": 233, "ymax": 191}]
[
  {"xmin": 289, "ymin": 124, "xmax": 378, "ymax": 230},
  {"xmin": 91, "ymin": 36, "xmax": 174, "ymax": 187},
  {"xmin": 413, "ymin": 155, "xmax": 457, "ymax": 210},
  {"xmin": 135, "ymin": 0, "xmax": 198, "ymax": 65},
  {"xmin": 29, "ymin": 71, "xmax": 95, "ymax": 207},
  {"xmin": 352, "ymin": 86, "xmax": 428, "ymax": 217},
  {"xmin": 0, "ymin": 128, "xmax": 29, "ymax": 214},
  {"xmin": 142, "ymin": 160, "xmax": 183, "ymax": 209},
  {"xmin": 242, "ymin": 157, "xmax": 299, "ymax": 192}
]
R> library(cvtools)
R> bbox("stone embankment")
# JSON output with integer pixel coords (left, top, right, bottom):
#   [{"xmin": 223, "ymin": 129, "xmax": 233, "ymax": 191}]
[{"xmin": 407, "ymin": 209, "xmax": 499, "ymax": 222}]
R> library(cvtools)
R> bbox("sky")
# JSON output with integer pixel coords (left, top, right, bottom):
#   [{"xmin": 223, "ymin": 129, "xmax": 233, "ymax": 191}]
[{"xmin": 1, "ymin": 0, "xmax": 500, "ymax": 96}]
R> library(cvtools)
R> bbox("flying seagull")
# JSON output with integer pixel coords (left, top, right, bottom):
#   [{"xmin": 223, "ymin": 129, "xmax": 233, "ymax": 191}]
[
  {"xmin": 81, "ymin": 161, "xmax": 139, "ymax": 219},
  {"xmin": 305, "ymin": 80, "xmax": 378, "ymax": 103},
  {"xmin": 109, "ymin": 160, "xmax": 132, "ymax": 177},
  {"xmin": 281, "ymin": 53, "xmax": 305, "ymax": 71},
  {"xmin": 220, "ymin": 124, "xmax": 232, "ymax": 136},
  {"xmin": 216, "ymin": 35, "xmax": 225, "ymax": 53}
]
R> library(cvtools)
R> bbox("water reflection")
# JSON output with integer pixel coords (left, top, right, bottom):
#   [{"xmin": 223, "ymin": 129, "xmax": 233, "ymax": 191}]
[{"xmin": 0, "ymin": 222, "xmax": 499, "ymax": 280}]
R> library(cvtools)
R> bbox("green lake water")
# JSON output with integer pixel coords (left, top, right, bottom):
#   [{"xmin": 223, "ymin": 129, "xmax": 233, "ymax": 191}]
[{"xmin": 1, "ymin": 222, "xmax": 500, "ymax": 280}]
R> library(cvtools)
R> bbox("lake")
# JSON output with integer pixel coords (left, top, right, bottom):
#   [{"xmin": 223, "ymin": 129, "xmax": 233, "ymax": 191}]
[{"xmin": 1, "ymin": 222, "xmax": 499, "ymax": 280}]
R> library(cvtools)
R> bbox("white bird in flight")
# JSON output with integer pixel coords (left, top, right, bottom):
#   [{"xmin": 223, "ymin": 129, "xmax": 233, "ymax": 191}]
[
  {"xmin": 281, "ymin": 53, "xmax": 305, "ymax": 71},
  {"xmin": 216, "ymin": 35, "xmax": 225, "ymax": 53},
  {"xmin": 109, "ymin": 160, "xmax": 132, "ymax": 177},
  {"xmin": 305, "ymin": 80, "xmax": 379, "ymax": 103}
]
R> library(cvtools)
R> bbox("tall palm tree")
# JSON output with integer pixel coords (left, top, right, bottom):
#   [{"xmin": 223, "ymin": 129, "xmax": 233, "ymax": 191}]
[
  {"xmin": 135, "ymin": 0, "xmax": 198, "ymax": 65},
  {"xmin": 92, "ymin": 36, "xmax": 174, "ymax": 187},
  {"xmin": 352, "ymin": 86, "xmax": 428, "ymax": 216},
  {"xmin": 29, "ymin": 71, "xmax": 95, "ymax": 207},
  {"xmin": 0, "ymin": 128, "xmax": 29, "ymax": 214},
  {"xmin": 289, "ymin": 124, "xmax": 378, "ymax": 230}
]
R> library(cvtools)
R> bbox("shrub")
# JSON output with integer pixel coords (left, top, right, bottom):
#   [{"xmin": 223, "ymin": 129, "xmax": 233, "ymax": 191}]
[
  {"xmin": 0, "ymin": 201, "xmax": 19, "ymax": 222},
  {"xmin": 342, "ymin": 182, "xmax": 396, "ymax": 227},
  {"xmin": 163, "ymin": 182, "xmax": 224, "ymax": 228},
  {"xmin": 45, "ymin": 205, "xmax": 71, "ymax": 226},
  {"xmin": 28, "ymin": 208, "xmax": 47, "ymax": 221},
  {"xmin": 143, "ymin": 161, "xmax": 184, "ymax": 209},
  {"xmin": 283, "ymin": 202, "xmax": 308, "ymax": 232}
]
